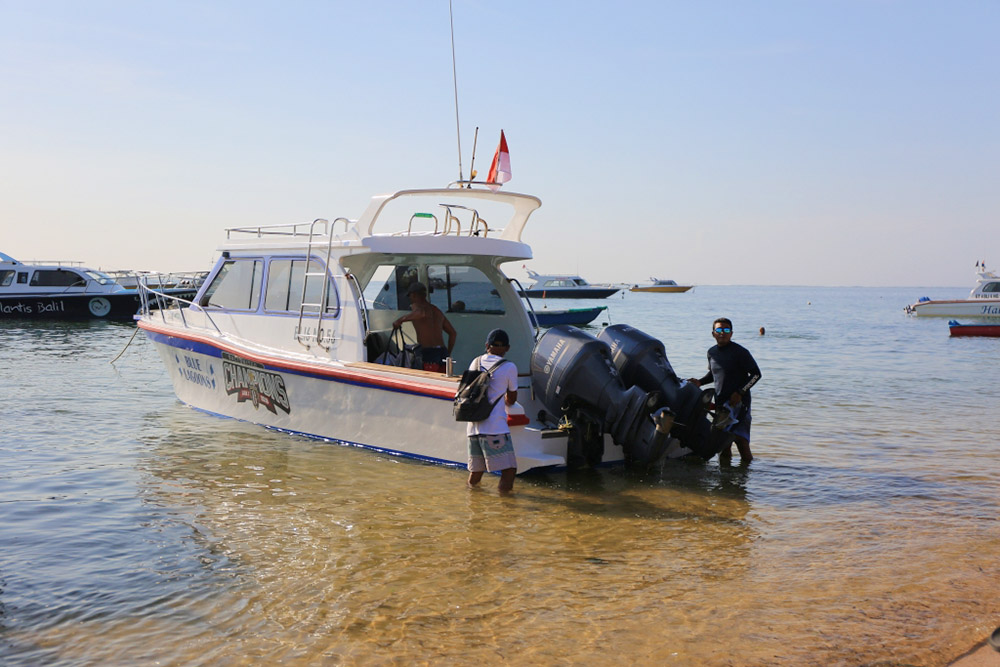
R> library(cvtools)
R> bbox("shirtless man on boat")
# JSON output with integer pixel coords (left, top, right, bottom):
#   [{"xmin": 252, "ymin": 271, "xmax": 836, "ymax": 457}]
[{"xmin": 392, "ymin": 281, "xmax": 457, "ymax": 372}]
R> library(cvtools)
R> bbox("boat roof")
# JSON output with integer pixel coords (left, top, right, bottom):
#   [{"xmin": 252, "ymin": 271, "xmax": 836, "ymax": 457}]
[
  {"xmin": 218, "ymin": 186, "xmax": 540, "ymax": 262},
  {"xmin": 525, "ymin": 270, "xmax": 588, "ymax": 280},
  {"xmin": 357, "ymin": 187, "xmax": 541, "ymax": 241},
  {"xmin": 0, "ymin": 256, "xmax": 95, "ymax": 271}
]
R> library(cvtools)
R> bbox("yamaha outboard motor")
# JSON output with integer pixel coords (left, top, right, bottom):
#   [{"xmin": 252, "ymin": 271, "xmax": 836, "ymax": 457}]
[
  {"xmin": 597, "ymin": 324, "xmax": 721, "ymax": 459},
  {"xmin": 531, "ymin": 325, "xmax": 676, "ymax": 468}
]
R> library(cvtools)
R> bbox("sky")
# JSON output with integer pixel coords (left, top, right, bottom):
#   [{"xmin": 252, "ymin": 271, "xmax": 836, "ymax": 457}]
[{"xmin": 1, "ymin": 1, "xmax": 997, "ymax": 287}]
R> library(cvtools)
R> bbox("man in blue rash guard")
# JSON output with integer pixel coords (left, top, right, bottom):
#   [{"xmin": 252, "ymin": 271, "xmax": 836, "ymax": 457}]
[{"xmin": 688, "ymin": 317, "xmax": 762, "ymax": 463}]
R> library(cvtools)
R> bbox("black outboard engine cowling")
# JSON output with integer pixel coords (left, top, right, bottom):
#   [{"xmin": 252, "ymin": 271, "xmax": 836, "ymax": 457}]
[
  {"xmin": 597, "ymin": 324, "xmax": 718, "ymax": 459},
  {"xmin": 531, "ymin": 325, "xmax": 675, "ymax": 467}
]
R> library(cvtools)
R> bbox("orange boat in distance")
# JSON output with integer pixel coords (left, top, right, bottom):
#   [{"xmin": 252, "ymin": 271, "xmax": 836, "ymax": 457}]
[{"xmin": 630, "ymin": 278, "xmax": 694, "ymax": 293}]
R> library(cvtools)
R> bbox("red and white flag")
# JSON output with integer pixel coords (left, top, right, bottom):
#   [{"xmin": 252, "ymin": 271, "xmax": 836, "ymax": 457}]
[{"xmin": 486, "ymin": 130, "xmax": 511, "ymax": 191}]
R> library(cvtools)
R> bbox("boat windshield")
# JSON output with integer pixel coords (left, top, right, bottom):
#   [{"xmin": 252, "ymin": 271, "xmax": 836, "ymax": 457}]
[
  {"xmin": 365, "ymin": 263, "xmax": 505, "ymax": 315},
  {"xmin": 83, "ymin": 270, "xmax": 116, "ymax": 286},
  {"xmin": 573, "ymin": 278, "xmax": 590, "ymax": 286}
]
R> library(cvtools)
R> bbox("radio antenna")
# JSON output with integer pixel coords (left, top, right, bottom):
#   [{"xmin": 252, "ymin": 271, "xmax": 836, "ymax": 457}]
[
  {"xmin": 468, "ymin": 126, "xmax": 479, "ymax": 185},
  {"xmin": 449, "ymin": 0, "xmax": 463, "ymax": 181}
]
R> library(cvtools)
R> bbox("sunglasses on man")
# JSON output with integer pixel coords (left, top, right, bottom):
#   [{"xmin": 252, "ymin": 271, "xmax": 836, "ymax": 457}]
[{"xmin": 713, "ymin": 327, "xmax": 733, "ymax": 334}]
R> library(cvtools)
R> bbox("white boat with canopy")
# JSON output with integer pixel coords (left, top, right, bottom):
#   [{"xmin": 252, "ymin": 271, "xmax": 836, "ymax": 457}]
[
  {"xmin": 905, "ymin": 265, "xmax": 1000, "ymax": 317},
  {"xmin": 137, "ymin": 183, "xmax": 730, "ymax": 474}
]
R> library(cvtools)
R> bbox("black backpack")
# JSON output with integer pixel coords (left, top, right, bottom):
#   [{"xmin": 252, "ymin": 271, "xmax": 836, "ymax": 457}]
[{"xmin": 453, "ymin": 357, "xmax": 511, "ymax": 422}]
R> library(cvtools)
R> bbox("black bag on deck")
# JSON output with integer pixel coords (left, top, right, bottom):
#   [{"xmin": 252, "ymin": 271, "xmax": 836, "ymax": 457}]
[{"xmin": 453, "ymin": 358, "xmax": 510, "ymax": 422}]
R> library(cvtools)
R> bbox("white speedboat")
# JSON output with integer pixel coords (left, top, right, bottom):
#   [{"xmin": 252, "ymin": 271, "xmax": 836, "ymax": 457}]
[
  {"xmin": 519, "ymin": 270, "xmax": 620, "ymax": 299},
  {"xmin": 0, "ymin": 252, "xmax": 147, "ymax": 320},
  {"xmin": 630, "ymin": 278, "xmax": 694, "ymax": 293},
  {"xmin": 905, "ymin": 266, "xmax": 1000, "ymax": 317},
  {"xmin": 137, "ymin": 183, "xmax": 726, "ymax": 474}
]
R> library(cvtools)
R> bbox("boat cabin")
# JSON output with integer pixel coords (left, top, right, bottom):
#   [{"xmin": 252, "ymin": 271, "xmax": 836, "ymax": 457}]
[
  {"xmin": 0, "ymin": 256, "xmax": 120, "ymax": 293},
  {"xmin": 532, "ymin": 276, "xmax": 593, "ymax": 289},
  {"xmin": 176, "ymin": 188, "xmax": 540, "ymax": 374}
]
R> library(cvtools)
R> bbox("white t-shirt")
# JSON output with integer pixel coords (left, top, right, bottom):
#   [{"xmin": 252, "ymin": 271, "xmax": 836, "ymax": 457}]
[{"xmin": 465, "ymin": 353, "xmax": 518, "ymax": 436}]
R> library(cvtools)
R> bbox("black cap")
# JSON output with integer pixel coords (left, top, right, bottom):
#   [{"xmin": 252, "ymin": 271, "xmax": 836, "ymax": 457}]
[{"xmin": 486, "ymin": 328, "xmax": 510, "ymax": 346}]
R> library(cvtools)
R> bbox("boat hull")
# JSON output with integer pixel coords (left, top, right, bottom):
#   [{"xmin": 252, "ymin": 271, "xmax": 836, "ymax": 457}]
[
  {"xmin": 908, "ymin": 299, "xmax": 1000, "ymax": 317},
  {"xmin": 529, "ymin": 306, "xmax": 607, "ymax": 327},
  {"xmin": 949, "ymin": 322, "xmax": 1000, "ymax": 337},
  {"xmin": 0, "ymin": 293, "xmax": 145, "ymax": 320},
  {"xmin": 629, "ymin": 285, "xmax": 693, "ymax": 293},
  {"xmin": 520, "ymin": 287, "xmax": 619, "ymax": 299},
  {"xmin": 141, "ymin": 322, "xmax": 619, "ymax": 472}
]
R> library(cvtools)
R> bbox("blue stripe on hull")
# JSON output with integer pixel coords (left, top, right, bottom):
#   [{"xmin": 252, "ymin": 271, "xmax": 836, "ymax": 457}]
[
  {"xmin": 183, "ymin": 399, "xmax": 471, "ymax": 469},
  {"xmin": 520, "ymin": 288, "xmax": 618, "ymax": 299}
]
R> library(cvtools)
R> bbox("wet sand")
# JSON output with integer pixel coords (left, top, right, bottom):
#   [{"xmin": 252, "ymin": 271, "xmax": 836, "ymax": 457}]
[{"xmin": 950, "ymin": 641, "xmax": 1000, "ymax": 667}]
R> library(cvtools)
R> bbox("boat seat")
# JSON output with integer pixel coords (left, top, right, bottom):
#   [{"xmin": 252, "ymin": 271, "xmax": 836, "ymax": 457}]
[
  {"xmin": 364, "ymin": 323, "xmax": 419, "ymax": 365},
  {"xmin": 364, "ymin": 330, "xmax": 391, "ymax": 362}
]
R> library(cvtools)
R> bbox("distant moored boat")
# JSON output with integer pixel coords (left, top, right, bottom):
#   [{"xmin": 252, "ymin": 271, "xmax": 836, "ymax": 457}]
[
  {"xmin": 905, "ymin": 265, "xmax": 1000, "ymax": 318},
  {"xmin": 629, "ymin": 278, "xmax": 693, "ymax": 293}
]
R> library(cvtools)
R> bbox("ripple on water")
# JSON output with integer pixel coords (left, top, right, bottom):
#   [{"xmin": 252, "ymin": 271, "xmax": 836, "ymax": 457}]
[{"xmin": 2, "ymin": 294, "xmax": 999, "ymax": 665}]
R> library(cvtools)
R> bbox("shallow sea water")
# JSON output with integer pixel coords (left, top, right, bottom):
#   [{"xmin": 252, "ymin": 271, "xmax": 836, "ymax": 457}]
[{"xmin": 2, "ymin": 286, "xmax": 999, "ymax": 666}]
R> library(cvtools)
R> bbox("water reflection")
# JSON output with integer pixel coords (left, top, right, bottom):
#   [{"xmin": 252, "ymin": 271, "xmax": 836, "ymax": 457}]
[{"xmin": 129, "ymin": 407, "xmax": 764, "ymax": 664}]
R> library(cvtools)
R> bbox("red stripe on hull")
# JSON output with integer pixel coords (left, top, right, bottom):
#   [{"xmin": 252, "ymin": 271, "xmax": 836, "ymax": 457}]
[{"xmin": 138, "ymin": 320, "xmax": 456, "ymax": 398}]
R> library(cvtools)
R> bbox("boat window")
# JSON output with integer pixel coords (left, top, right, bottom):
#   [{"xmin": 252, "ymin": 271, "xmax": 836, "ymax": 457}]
[
  {"xmin": 29, "ymin": 269, "xmax": 86, "ymax": 287},
  {"xmin": 428, "ymin": 265, "xmax": 505, "ymax": 314},
  {"xmin": 17, "ymin": 272, "xmax": 28, "ymax": 284},
  {"xmin": 573, "ymin": 278, "xmax": 589, "ymax": 286},
  {"xmin": 0, "ymin": 270, "xmax": 13, "ymax": 287},
  {"xmin": 983, "ymin": 282, "xmax": 1000, "ymax": 294},
  {"xmin": 201, "ymin": 259, "xmax": 263, "ymax": 310},
  {"xmin": 368, "ymin": 264, "xmax": 420, "ymax": 310},
  {"xmin": 265, "ymin": 259, "xmax": 339, "ymax": 314}
]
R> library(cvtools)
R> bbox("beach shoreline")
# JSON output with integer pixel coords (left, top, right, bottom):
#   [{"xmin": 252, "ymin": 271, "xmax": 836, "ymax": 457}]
[{"xmin": 950, "ymin": 639, "xmax": 1000, "ymax": 667}]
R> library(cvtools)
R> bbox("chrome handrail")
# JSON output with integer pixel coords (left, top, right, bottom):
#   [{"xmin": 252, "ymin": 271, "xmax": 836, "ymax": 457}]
[
  {"xmin": 226, "ymin": 218, "xmax": 356, "ymax": 239},
  {"xmin": 346, "ymin": 270, "xmax": 369, "ymax": 340},
  {"xmin": 509, "ymin": 277, "xmax": 541, "ymax": 340},
  {"xmin": 138, "ymin": 283, "xmax": 222, "ymax": 335}
]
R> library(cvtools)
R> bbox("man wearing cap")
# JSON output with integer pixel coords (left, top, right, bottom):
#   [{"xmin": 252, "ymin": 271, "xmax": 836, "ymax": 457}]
[
  {"xmin": 466, "ymin": 328, "xmax": 519, "ymax": 493},
  {"xmin": 392, "ymin": 281, "xmax": 456, "ymax": 372}
]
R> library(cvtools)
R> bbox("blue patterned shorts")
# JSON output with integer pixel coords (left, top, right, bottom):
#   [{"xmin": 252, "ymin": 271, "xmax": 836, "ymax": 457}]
[
  {"xmin": 731, "ymin": 405, "xmax": 752, "ymax": 442},
  {"xmin": 468, "ymin": 433, "xmax": 517, "ymax": 473}
]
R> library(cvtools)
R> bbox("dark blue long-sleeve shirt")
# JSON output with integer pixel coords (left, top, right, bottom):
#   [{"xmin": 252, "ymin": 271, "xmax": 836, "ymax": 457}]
[{"xmin": 698, "ymin": 341, "xmax": 762, "ymax": 406}]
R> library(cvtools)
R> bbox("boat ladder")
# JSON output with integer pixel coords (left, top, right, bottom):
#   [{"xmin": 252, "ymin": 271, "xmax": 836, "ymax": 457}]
[{"xmin": 295, "ymin": 217, "xmax": 350, "ymax": 350}]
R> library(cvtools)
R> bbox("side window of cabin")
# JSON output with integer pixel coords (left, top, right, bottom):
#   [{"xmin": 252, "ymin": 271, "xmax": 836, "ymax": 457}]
[
  {"xmin": 368, "ymin": 264, "xmax": 419, "ymax": 310},
  {"xmin": 17, "ymin": 272, "xmax": 28, "ymax": 284},
  {"xmin": 30, "ymin": 269, "xmax": 85, "ymax": 287},
  {"xmin": 0, "ymin": 270, "xmax": 13, "ymax": 287},
  {"xmin": 201, "ymin": 259, "xmax": 263, "ymax": 310},
  {"xmin": 428, "ymin": 265, "xmax": 505, "ymax": 314},
  {"xmin": 984, "ymin": 282, "xmax": 1000, "ymax": 294},
  {"xmin": 265, "ymin": 259, "xmax": 339, "ymax": 314}
]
